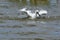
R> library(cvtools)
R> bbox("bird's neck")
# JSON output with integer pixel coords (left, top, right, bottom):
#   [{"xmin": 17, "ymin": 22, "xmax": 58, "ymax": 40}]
[{"xmin": 35, "ymin": 12, "xmax": 41, "ymax": 17}]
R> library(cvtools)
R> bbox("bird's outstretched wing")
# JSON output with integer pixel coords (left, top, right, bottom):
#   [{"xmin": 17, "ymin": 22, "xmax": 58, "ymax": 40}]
[
  {"xmin": 39, "ymin": 10, "xmax": 47, "ymax": 15},
  {"xmin": 19, "ymin": 8, "xmax": 27, "ymax": 12}
]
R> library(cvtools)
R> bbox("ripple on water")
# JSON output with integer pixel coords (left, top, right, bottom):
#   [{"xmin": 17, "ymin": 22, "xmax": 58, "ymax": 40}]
[
  {"xmin": 24, "ymin": 21, "xmax": 37, "ymax": 27},
  {"xmin": 0, "ymin": 20, "xmax": 24, "ymax": 28}
]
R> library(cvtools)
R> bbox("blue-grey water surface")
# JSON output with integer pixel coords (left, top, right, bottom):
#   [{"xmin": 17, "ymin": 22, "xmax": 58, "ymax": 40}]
[{"xmin": 0, "ymin": 0, "xmax": 60, "ymax": 40}]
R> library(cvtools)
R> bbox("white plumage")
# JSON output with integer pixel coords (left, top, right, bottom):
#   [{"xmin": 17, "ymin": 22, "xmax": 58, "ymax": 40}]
[{"xmin": 19, "ymin": 8, "xmax": 47, "ymax": 19}]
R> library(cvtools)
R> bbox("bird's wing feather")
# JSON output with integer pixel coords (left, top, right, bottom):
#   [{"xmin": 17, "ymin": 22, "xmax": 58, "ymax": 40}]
[
  {"xmin": 26, "ymin": 10, "xmax": 36, "ymax": 18},
  {"xmin": 39, "ymin": 10, "xmax": 47, "ymax": 15}
]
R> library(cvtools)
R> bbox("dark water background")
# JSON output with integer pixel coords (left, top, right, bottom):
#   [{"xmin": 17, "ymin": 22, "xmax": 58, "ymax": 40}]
[{"xmin": 0, "ymin": 0, "xmax": 60, "ymax": 40}]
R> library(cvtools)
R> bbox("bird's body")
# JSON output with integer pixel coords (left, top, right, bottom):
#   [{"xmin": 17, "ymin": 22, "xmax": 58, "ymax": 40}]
[
  {"xmin": 19, "ymin": 8, "xmax": 47, "ymax": 19},
  {"xmin": 25, "ymin": 10, "xmax": 37, "ymax": 19}
]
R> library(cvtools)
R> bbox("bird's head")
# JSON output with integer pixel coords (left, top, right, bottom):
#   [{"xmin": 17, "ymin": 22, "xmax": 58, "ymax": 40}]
[
  {"xmin": 35, "ymin": 10, "xmax": 39, "ymax": 12},
  {"xmin": 35, "ymin": 10, "xmax": 39, "ymax": 14}
]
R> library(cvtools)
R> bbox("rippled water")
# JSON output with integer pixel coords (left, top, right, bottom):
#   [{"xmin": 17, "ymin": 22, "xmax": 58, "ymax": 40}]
[{"xmin": 0, "ymin": 0, "xmax": 60, "ymax": 40}]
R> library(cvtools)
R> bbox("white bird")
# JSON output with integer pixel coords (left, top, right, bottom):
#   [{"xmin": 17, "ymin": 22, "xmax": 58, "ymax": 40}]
[
  {"xmin": 19, "ymin": 8, "xmax": 27, "ymax": 12},
  {"xmin": 19, "ymin": 8, "xmax": 47, "ymax": 19}
]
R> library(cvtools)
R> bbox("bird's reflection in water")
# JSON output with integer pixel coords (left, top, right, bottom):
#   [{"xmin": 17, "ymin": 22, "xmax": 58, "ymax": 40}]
[{"xmin": 23, "ymin": 20, "xmax": 47, "ymax": 27}]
